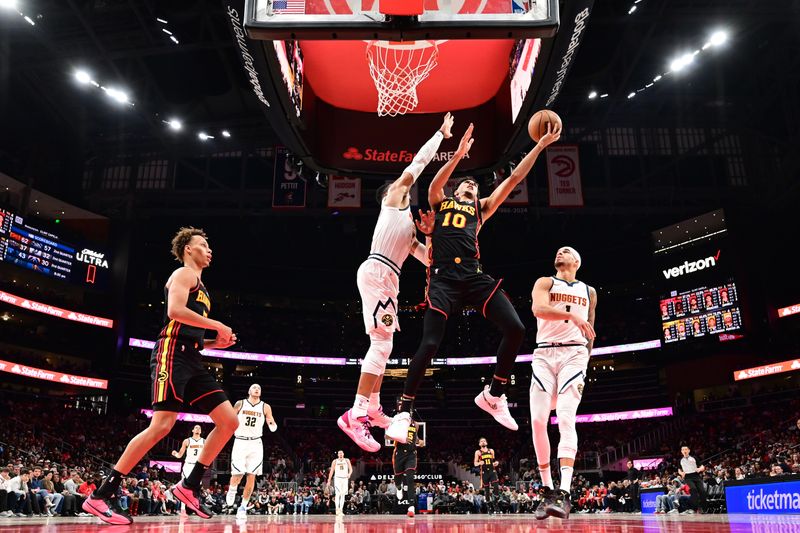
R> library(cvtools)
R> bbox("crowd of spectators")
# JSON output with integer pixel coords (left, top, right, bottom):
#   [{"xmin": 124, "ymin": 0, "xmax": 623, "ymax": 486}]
[{"xmin": 1, "ymin": 389, "xmax": 798, "ymax": 519}]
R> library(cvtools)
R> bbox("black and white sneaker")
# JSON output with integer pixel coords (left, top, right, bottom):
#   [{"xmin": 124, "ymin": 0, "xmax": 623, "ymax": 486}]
[
  {"xmin": 534, "ymin": 488, "xmax": 555, "ymax": 520},
  {"xmin": 545, "ymin": 489, "xmax": 572, "ymax": 519}
]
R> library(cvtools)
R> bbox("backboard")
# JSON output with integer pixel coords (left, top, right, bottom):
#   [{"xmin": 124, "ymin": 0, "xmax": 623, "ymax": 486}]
[{"xmin": 245, "ymin": 0, "xmax": 557, "ymax": 40}]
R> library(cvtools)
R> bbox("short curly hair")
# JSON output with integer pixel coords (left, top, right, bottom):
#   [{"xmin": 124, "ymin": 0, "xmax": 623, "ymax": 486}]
[{"xmin": 170, "ymin": 227, "xmax": 206, "ymax": 263}]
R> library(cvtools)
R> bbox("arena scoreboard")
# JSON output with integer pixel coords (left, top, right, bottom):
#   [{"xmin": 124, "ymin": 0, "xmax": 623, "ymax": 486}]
[
  {"xmin": 0, "ymin": 207, "xmax": 110, "ymax": 287},
  {"xmin": 653, "ymin": 210, "xmax": 744, "ymax": 345}
]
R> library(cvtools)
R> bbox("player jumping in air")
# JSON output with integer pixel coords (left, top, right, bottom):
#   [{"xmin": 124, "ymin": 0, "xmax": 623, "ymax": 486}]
[
  {"xmin": 387, "ymin": 122, "xmax": 562, "ymax": 442},
  {"xmin": 338, "ymin": 114, "xmax": 454, "ymax": 452}
]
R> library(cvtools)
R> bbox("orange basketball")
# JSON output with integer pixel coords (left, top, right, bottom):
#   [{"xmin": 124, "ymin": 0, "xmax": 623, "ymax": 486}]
[{"xmin": 528, "ymin": 110, "xmax": 562, "ymax": 142}]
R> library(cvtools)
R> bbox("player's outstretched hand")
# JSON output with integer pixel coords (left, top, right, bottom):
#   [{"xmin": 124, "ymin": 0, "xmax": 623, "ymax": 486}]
[
  {"xmin": 456, "ymin": 123, "xmax": 475, "ymax": 157},
  {"xmin": 536, "ymin": 122, "xmax": 561, "ymax": 149},
  {"xmin": 439, "ymin": 112, "xmax": 454, "ymax": 139},
  {"xmin": 570, "ymin": 315, "xmax": 596, "ymax": 340},
  {"xmin": 416, "ymin": 210, "xmax": 435, "ymax": 236}
]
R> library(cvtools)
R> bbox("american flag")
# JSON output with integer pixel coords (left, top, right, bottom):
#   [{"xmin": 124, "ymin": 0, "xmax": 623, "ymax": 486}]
[{"xmin": 272, "ymin": 0, "xmax": 305, "ymax": 14}]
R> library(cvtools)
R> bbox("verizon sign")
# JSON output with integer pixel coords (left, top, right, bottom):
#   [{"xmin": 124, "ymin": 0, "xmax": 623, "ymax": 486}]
[
  {"xmin": 0, "ymin": 289, "xmax": 113, "ymax": 328},
  {"xmin": 662, "ymin": 250, "xmax": 721, "ymax": 279},
  {"xmin": 0, "ymin": 358, "xmax": 108, "ymax": 389},
  {"xmin": 733, "ymin": 358, "xmax": 800, "ymax": 381}
]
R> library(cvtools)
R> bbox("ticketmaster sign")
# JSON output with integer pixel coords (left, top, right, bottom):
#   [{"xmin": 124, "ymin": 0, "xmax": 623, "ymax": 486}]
[{"xmin": 725, "ymin": 478, "xmax": 800, "ymax": 515}]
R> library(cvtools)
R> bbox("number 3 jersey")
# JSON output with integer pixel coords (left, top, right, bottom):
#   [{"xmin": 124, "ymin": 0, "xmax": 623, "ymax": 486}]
[
  {"xmin": 535, "ymin": 277, "xmax": 590, "ymax": 346},
  {"xmin": 235, "ymin": 399, "xmax": 265, "ymax": 438}
]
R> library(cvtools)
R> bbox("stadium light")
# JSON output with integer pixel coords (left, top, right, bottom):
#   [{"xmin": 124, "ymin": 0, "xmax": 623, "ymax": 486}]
[
  {"xmin": 198, "ymin": 132, "xmax": 214, "ymax": 141},
  {"xmin": 709, "ymin": 30, "xmax": 728, "ymax": 47},
  {"xmin": 627, "ymin": 92, "xmax": 636, "ymax": 99},
  {"xmin": 669, "ymin": 53, "xmax": 694, "ymax": 73},
  {"xmin": 105, "ymin": 87, "xmax": 130, "ymax": 104},
  {"xmin": 628, "ymin": 5, "xmax": 636, "ymax": 14},
  {"xmin": 221, "ymin": 130, "xmax": 231, "ymax": 138},
  {"xmin": 166, "ymin": 119, "xmax": 182, "ymax": 131},
  {"xmin": 588, "ymin": 91, "xmax": 598, "ymax": 99},
  {"xmin": 74, "ymin": 70, "xmax": 92, "ymax": 84},
  {"xmin": 0, "ymin": 0, "xmax": 19, "ymax": 10}
]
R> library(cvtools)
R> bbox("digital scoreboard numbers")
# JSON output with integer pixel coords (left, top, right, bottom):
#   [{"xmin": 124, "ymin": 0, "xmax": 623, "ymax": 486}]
[
  {"xmin": 661, "ymin": 281, "xmax": 743, "ymax": 343},
  {"xmin": 0, "ymin": 207, "xmax": 109, "ymax": 288}
]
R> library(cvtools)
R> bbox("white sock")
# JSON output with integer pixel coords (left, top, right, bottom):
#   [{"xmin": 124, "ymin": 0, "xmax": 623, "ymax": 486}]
[
  {"xmin": 560, "ymin": 466, "xmax": 574, "ymax": 492},
  {"xmin": 352, "ymin": 394, "xmax": 369, "ymax": 418},
  {"xmin": 226, "ymin": 488, "xmax": 237, "ymax": 507},
  {"xmin": 368, "ymin": 392, "xmax": 381, "ymax": 412},
  {"xmin": 539, "ymin": 466, "xmax": 554, "ymax": 490}
]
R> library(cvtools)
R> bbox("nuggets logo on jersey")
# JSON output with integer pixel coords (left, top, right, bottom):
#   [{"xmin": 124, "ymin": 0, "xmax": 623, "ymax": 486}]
[{"xmin": 381, "ymin": 314, "xmax": 394, "ymax": 326}]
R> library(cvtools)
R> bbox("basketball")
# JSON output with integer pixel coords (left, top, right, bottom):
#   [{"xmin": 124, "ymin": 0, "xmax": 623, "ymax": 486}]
[{"xmin": 528, "ymin": 110, "xmax": 562, "ymax": 142}]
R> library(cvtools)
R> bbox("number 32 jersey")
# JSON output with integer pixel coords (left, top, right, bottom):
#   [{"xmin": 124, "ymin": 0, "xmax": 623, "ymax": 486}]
[{"xmin": 235, "ymin": 399, "xmax": 265, "ymax": 438}]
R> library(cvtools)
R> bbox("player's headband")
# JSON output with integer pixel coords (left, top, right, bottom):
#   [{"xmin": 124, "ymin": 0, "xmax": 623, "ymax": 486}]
[{"xmin": 561, "ymin": 246, "xmax": 581, "ymax": 264}]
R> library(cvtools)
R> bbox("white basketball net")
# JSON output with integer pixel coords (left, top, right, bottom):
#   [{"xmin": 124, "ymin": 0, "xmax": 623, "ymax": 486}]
[{"xmin": 366, "ymin": 40, "xmax": 440, "ymax": 117}]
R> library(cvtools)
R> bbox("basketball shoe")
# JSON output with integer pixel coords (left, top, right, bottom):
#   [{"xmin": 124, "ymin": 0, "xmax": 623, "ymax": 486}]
[
  {"xmin": 338, "ymin": 409, "xmax": 381, "ymax": 452},
  {"xmin": 474, "ymin": 386, "xmax": 518, "ymax": 430},
  {"xmin": 386, "ymin": 412, "xmax": 411, "ymax": 443},
  {"xmin": 367, "ymin": 405, "xmax": 393, "ymax": 429}
]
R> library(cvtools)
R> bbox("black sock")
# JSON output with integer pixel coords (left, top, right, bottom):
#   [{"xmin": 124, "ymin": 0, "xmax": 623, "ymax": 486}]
[
  {"xmin": 184, "ymin": 462, "xmax": 209, "ymax": 489},
  {"xmin": 95, "ymin": 469, "xmax": 125, "ymax": 498},
  {"xmin": 398, "ymin": 395, "xmax": 414, "ymax": 414},
  {"xmin": 488, "ymin": 376, "xmax": 507, "ymax": 397}
]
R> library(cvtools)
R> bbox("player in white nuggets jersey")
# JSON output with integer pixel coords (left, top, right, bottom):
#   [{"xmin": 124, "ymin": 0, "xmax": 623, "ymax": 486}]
[
  {"xmin": 327, "ymin": 450, "xmax": 352, "ymax": 516},
  {"xmin": 226, "ymin": 384, "xmax": 277, "ymax": 520},
  {"xmin": 338, "ymin": 113, "xmax": 455, "ymax": 452},
  {"xmin": 171, "ymin": 425, "xmax": 206, "ymax": 480},
  {"xmin": 529, "ymin": 247, "xmax": 597, "ymax": 520}
]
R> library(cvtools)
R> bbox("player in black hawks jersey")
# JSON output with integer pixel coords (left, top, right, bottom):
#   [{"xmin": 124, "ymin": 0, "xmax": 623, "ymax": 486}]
[
  {"xmin": 387, "ymin": 122, "xmax": 562, "ymax": 442},
  {"xmin": 84, "ymin": 227, "xmax": 240, "ymax": 525}
]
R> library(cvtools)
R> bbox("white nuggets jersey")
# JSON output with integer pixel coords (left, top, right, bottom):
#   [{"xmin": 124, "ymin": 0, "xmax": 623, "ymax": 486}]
[
  {"xmin": 235, "ymin": 400, "xmax": 265, "ymax": 438},
  {"xmin": 367, "ymin": 200, "xmax": 415, "ymax": 275},
  {"xmin": 185, "ymin": 437, "xmax": 205, "ymax": 465},
  {"xmin": 536, "ymin": 277, "xmax": 591, "ymax": 345},
  {"xmin": 334, "ymin": 458, "xmax": 350, "ymax": 478}
]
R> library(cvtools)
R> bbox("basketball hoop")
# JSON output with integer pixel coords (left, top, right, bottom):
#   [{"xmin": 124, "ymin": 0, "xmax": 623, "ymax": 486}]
[{"xmin": 365, "ymin": 40, "xmax": 440, "ymax": 117}]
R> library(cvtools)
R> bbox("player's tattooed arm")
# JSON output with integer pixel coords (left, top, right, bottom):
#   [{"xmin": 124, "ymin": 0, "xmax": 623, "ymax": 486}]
[
  {"xmin": 480, "ymin": 122, "xmax": 561, "ymax": 221},
  {"xmin": 587, "ymin": 286, "xmax": 598, "ymax": 355}
]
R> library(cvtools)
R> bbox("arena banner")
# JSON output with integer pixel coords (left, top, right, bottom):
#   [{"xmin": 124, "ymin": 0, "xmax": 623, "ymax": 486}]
[
  {"xmin": 149, "ymin": 460, "xmax": 182, "ymax": 473},
  {"xmin": 546, "ymin": 145, "xmax": 584, "ymax": 207},
  {"xmin": 733, "ymin": 358, "xmax": 800, "ymax": 381},
  {"xmin": 778, "ymin": 303, "xmax": 800, "ymax": 318},
  {"xmin": 328, "ymin": 176, "xmax": 361, "ymax": 208},
  {"xmin": 0, "ymin": 358, "xmax": 108, "ymax": 389},
  {"xmin": 550, "ymin": 406, "xmax": 673, "ymax": 425},
  {"xmin": 272, "ymin": 148, "xmax": 307, "ymax": 208},
  {"xmin": 725, "ymin": 477, "xmax": 800, "ymax": 514},
  {"xmin": 0, "ymin": 289, "xmax": 113, "ymax": 328},
  {"xmin": 140, "ymin": 409, "xmax": 212, "ymax": 423},
  {"xmin": 640, "ymin": 488, "xmax": 663, "ymax": 514}
]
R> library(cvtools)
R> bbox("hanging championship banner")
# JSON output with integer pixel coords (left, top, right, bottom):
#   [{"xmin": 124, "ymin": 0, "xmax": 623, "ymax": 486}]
[
  {"xmin": 546, "ymin": 145, "xmax": 584, "ymax": 207},
  {"xmin": 494, "ymin": 168, "xmax": 529, "ymax": 206},
  {"xmin": 328, "ymin": 176, "xmax": 361, "ymax": 208},
  {"xmin": 272, "ymin": 148, "xmax": 306, "ymax": 208}
]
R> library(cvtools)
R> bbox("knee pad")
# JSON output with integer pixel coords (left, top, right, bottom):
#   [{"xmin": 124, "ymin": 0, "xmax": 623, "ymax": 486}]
[{"xmin": 362, "ymin": 332, "xmax": 393, "ymax": 375}]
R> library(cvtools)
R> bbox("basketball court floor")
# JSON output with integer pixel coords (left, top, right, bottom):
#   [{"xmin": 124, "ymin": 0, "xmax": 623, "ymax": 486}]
[{"xmin": 1, "ymin": 513, "xmax": 799, "ymax": 532}]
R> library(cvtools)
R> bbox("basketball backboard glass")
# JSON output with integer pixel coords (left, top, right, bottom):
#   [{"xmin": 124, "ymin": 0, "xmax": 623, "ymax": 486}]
[{"xmin": 245, "ymin": 0, "xmax": 556, "ymax": 40}]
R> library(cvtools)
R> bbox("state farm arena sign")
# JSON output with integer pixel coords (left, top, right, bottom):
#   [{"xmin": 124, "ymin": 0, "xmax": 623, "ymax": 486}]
[
  {"xmin": 0, "ymin": 289, "xmax": 113, "ymax": 328},
  {"xmin": 0, "ymin": 358, "xmax": 108, "ymax": 390}
]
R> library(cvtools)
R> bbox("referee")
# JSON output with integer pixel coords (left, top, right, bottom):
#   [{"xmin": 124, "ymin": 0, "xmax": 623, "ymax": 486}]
[{"xmin": 678, "ymin": 445, "xmax": 707, "ymax": 513}]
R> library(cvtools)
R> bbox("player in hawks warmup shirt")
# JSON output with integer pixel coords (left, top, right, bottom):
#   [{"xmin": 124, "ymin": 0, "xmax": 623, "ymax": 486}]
[
  {"xmin": 530, "ymin": 247, "xmax": 597, "ymax": 520},
  {"xmin": 338, "ymin": 113, "xmax": 454, "ymax": 452},
  {"xmin": 85, "ymin": 228, "xmax": 239, "ymax": 525},
  {"xmin": 226, "ymin": 383, "xmax": 277, "ymax": 520},
  {"xmin": 388, "ymin": 122, "xmax": 562, "ymax": 442}
]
